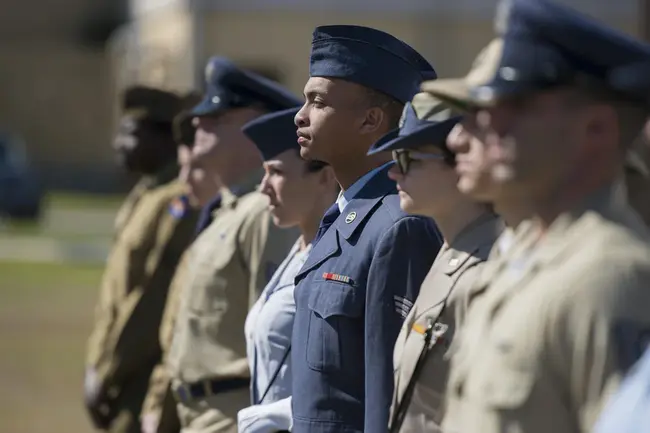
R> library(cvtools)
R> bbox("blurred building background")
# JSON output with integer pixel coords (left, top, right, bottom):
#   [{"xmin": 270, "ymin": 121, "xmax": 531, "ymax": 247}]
[{"xmin": 0, "ymin": 0, "xmax": 643, "ymax": 194}]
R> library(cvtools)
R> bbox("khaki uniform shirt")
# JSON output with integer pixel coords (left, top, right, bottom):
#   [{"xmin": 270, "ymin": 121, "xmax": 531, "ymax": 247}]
[
  {"xmin": 442, "ymin": 181, "xmax": 650, "ymax": 433},
  {"xmin": 390, "ymin": 213, "xmax": 503, "ymax": 433},
  {"xmin": 141, "ymin": 251, "xmax": 193, "ymax": 418},
  {"xmin": 167, "ymin": 177, "xmax": 298, "ymax": 384},
  {"xmin": 86, "ymin": 166, "xmax": 199, "ymax": 393}
]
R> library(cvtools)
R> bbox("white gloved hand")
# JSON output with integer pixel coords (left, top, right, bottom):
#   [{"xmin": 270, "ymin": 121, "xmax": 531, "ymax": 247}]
[
  {"xmin": 84, "ymin": 368, "xmax": 101, "ymax": 402},
  {"xmin": 238, "ymin": 397, "xmax": 292, "ymax": 433},
  {"xmin": 141, "ymin": 412, "xmax": 160, "ymax": 433}
]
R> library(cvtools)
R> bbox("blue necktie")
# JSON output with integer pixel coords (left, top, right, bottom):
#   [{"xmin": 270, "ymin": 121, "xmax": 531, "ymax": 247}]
[
  {"xmin": 312, "ymin": 202, "xmax": 341, "ymax": 245},
  {"xmin": 194, "ymin": 195, "xmax": 222, "ymax": 237}
]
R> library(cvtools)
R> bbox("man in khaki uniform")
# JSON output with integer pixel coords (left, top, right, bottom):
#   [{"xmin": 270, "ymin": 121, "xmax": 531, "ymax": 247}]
[
  {"xmin": 364, "ymin": 92, "xmax": 503, "ymax": 433},
  {"xmin": 165, "ymin": 57, "xmax": 300, "ymax": 433},
  {"xmin": 85, "ymin": 86, "xmax": 200, "ymax": 433},
  {"xmin": 421, "ymin": 1, "xmax": 650, "ymax": 432},
  {"xmin": 141, "ymin": 92, "xmax": 203, "ymax": 433}
]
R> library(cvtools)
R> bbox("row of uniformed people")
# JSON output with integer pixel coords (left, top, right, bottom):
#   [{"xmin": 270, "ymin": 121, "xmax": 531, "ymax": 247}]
[
  {"xmin": 388, "ymin": 1, "xmax": 650, "ymax": 432},
  {"xmin": 83, "ymin": 0, "xmax": 650, "ymax": 432}
]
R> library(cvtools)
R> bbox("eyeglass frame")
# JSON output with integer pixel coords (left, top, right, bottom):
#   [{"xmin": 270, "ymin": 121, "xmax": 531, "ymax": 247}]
[{"xmin": 392, "ymin": 149, "xmax": 446, "ymax": 175}]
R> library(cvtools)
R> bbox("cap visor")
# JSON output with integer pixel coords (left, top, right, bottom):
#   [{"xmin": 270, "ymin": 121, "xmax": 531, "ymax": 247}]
[
  {"xmin": 368, "ymin": 117, "xmax": 461, "ymax": 155},
  {"xmin": 421, "ymin": 78, "xmax": 478, "ymax": 111},
  {"xmin": 190, "ymin": 97, "xmax": 224, "ymax": 117}
]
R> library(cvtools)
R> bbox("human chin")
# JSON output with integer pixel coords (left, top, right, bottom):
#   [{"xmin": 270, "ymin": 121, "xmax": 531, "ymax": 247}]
[
  {"xmin": 457, "ymin": 174, "xmax": 493, "ymax": 201},
  {"xmin": 299, "ymin": 144, "xmax": 314, "ymax": 160},
  {"xmin": 270, "ymin": 209, "xmax": 296, "ymax": 229},
  {"xmin": 398, "ymin": 190, "xmax": 418, "ymax": 214},
  {"xmin": 299, "ymin": 142, "xmax": 327, "ymax": 163}
]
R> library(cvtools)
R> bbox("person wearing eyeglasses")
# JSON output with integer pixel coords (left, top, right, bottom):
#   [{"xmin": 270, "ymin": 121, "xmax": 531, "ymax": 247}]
[
  {"xmin": 367, "ymin": 92, "xmax": 504, "ymax": 433},
  {"xmin": 236, "ymin": 107, "xmax": 339, "ymax": 433}
]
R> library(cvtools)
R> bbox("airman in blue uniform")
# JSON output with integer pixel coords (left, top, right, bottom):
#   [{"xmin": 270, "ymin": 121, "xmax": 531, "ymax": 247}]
[{"xmin": 291, "ymin": 25, "xmax": 443, "ymax": 433}]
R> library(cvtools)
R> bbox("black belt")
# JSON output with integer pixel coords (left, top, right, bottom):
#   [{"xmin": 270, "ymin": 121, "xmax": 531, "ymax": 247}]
[{"xmin": 172, "ymin": 377, "xmax": 250, "ymax": 403}]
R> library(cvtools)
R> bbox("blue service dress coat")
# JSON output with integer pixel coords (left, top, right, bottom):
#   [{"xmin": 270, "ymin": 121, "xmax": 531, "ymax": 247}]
[{"xmin": 290, "ymin": 165, "xmax": 443, "ymax": 433}]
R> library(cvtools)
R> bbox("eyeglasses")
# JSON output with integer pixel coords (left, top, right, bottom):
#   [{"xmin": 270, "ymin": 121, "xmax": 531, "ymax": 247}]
[{"xmin": 392, "ymin": 150, "xmax": 446, "ymax": 175}]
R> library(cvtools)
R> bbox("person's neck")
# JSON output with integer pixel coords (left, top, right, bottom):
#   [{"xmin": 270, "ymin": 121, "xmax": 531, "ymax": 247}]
[
  {"xmin": 333, "ymin": 153, "xmax": 392, "ymax": 190},
  {"xmin": 493, "ymin": 200, "xmax": 530, "ymax": 229},
  {"xmin": 533, "ymin": 167, "xmax": 617, "ymax": 231},
  {"xmin": 299, "ymin": 196, "xmax": 334, "ymax": 249},
  {"xmin": 431, "ymin": 201, "xmax": 489, "ymax": 244}
]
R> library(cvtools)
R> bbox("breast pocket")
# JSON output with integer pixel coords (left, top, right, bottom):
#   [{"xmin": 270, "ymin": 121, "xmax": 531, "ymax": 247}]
[
  {"xmin": 306, "ymin": 282, "xmax": 364, "ymax": 374},
  {"xmin": 484, "ymin": 368, "xmax": 535, "ymax": 408}
]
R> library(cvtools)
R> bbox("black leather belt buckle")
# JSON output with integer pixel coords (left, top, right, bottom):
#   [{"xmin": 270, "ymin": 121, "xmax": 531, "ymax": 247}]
[{"xmin": 173, "ymin": 377, "xmax": 250, "ymax": 404}]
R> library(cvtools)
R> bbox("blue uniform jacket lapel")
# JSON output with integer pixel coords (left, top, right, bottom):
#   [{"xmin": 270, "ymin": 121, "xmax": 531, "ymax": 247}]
[{"xmin": 296, "ymin": 164, "xmax": 396, "ymax": 282}]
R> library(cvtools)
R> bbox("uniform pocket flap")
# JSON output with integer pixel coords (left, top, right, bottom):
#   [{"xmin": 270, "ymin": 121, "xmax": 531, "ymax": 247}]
[
  {"xmin": 479, "ymin": 367, "xmax": 535, "ymax": 408},
  {"xmin": 307, "ymin": 283, "xmax": 364, "ymax": 319}
]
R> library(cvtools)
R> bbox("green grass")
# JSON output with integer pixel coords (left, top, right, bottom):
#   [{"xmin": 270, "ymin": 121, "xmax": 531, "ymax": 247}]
[
  {"xmin": 1, "ymin": 191, "xmax": 122, "ymax": 239},
  {"xmin": 0, "ymin": 194, "xmax": 121, "ymax": 431},
  {"xmin": 45, "ymin": 192, "xmax": 125, "ymax": 210},
  {"xmin": 0, "ymin": 261, "xmax": 103, "ymax": 433}
]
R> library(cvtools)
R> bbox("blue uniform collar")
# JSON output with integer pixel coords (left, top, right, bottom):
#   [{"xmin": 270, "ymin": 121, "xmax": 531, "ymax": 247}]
[
  {"xmin": 296, "ymin": 163, "xmax": 397, "ymax": 281},
  {"xmin": 336, "ymin": 161, "xmax": 394, "ymax": 212}
]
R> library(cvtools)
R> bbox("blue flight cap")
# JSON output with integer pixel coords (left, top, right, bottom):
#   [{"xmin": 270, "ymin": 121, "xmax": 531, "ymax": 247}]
[
  {"xmin": 609, "ymin": 61, "xmax": 650, "ymax": 100},
  {"xmin": 422, "ymin": 0, "xmax": 650, "ymax": 108},
  {"xmin": 309, "ymin": 25, "xmax": 437, "ymax": 103},
  {"xmin": 368, "ymin": 92, "xmax": 461, "ymax": 155},
  {"xmin": 192, "ymin": 57, "xmax": 303, "ymax": 117},
  {"xmin": 242, "ymin": 106, "xmax": 302, "ymax": 161}
]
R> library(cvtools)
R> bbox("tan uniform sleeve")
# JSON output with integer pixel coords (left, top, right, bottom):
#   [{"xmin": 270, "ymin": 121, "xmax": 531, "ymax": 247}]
[
  {"xmin": 141, "ymin": 252, "xmax": 192, "ymax": 417},
  {"xmin": 545, "ymin": 259, "xmax": 650, "ymax": 433},
  {"xmin": 86, "ymin": 187, "xmax": 148, "ymax": 370},
  {"xmin": 96, "ymin": 199, "xmax": 198, "ymax": 391}
]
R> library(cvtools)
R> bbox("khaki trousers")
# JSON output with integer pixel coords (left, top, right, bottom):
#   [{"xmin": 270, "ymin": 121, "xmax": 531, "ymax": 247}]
[{"xmin": 176, "ymin": 387, "xmax": 250, "ymax": 433}]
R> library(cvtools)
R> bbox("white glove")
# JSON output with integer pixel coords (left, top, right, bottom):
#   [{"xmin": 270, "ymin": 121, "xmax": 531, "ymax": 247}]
[
  {"xmin": 84, "ymin": 368, "xmax": 101, "ymax": 402},
  {"xmin": 141, "ymin": 412, "xmax": 160, "ymax": 433},
  {"xmin": 237, "ymin": 397, "xmax": 292, "ymax": 433}
]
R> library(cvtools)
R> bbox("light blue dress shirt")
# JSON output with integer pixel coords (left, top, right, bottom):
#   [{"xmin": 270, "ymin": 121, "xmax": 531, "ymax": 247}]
[
  {"xmin": 592, "ymin": 347, "xmax": 650, "ymax": 433},
  {"xmin": 239, "ymin": 239, "xmax": 311, "ymax": 432}
]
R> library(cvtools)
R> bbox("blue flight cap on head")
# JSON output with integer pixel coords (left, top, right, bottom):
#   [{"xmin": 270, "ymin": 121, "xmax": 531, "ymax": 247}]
[
  {"xmin": 242, "ymin": 106, "xmax": 302, "ymax": 161},
  {"xmin": 309, "ymin": 25, "xmax": 437, "ymax": 103},
  {"xmin": 192, "ymin": 57, "xmax": 303, "ymax": 117},
  {"xmin": 609, "ymin": 61, "xmax": 650, "ymax": 100},
  {"xmin": 368, "ymin": 92, "xmax": 461, "ymax": 155},
  {"xmin": 422, "ymin": 0, "xmax": 650, "ymax": 108}
]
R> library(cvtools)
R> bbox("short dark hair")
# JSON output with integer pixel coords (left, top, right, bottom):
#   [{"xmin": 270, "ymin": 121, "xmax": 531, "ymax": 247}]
[{"xmin": 363, "ymin": 88, "xmax": 405, "ymax": 130}]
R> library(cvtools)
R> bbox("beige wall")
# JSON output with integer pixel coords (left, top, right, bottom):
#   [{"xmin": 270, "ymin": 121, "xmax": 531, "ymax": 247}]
[
  {"xmin": 0, "ymin": 42, "xmax": 117, "ymax": 190},
  {"xmin": 196, "ymin": 11, "xmax": 638, "ymax": 95},
  {"xmin": 0, "ymin": 0, "xmax": 638, "ymax": 191},
  {"xmin": 0, "ymin": 0, "xmax": 123, "ymax": 191},
  {"xmin": 131, "ymin": 6, "xmax": 195, "ymax": 93}
]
